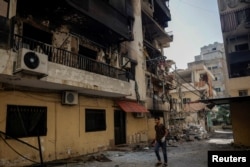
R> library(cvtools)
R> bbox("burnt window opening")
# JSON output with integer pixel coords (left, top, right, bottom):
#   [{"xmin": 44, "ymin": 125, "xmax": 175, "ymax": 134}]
[
  {"xmin": 85, "ymin": 109, "xmax": 106, "ymax": 132},
  {"xmin": 79, "ymin": 45, "xmax": 98, "ymax": 60},
  {"xmin": 230, "ymin": 61, "xmax": 250, "ymax": 78},
  {"xmin": 235, "ymin": 43, "xmax": 249, "ymax": 51},
  {"xmin": 6, "ymin": 105, "xmax": 47, "ymax": 138},
  {"xmin": 21, "ymin": 23, "xmax": 52, "ymax": 56},
  {"xmin": 182, "ymin": 98, "xmax": 191, "ymax": 104},
  {"xmin": 23, "ymin": 23, "xmax": 52, "ymax": 45},
  {"xmin": 239, "ymin": 90, "xmax": 248, "ymax": 96}
]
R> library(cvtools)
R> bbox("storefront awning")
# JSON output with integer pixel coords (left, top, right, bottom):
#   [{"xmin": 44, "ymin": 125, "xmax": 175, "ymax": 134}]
[{"xmin": 117, "ymin": 101, "xmax": 149, "ymax": 113}]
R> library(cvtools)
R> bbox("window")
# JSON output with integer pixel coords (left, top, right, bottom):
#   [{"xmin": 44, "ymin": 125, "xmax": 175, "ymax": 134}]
[
  {"xmin": 235, "ymin": 43, "xmax": 249, "ymax": 51},
  {"xmin": 85, "ymin": 109, "xmax": 106, "ymax": 132},
  {"xmin": 6, "ymin": 105, "xmax": 47, "ymax": 138},
  {"xmin": 183, "ymin": 98, "xmax": 191, "ymax": 104},
  {"xmin": 215, "ymin": 88, "xmax": 221, "ymax": 92},
  {"xmin": 212, "ymin": 66, "xmax": 218, "ymax": 69},
  {"xmin": 239, "ymin": 90, "xmax": 248, "ymax": 96},
  {"xmin": 212, "ymin": 47, "xmax": 216, "ymax": 51}
]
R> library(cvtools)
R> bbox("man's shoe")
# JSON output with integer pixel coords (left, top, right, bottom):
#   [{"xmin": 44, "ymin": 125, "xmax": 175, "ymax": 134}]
[
  {"xmin": 162, "ymin": 163, "xmax": 168, "ymax": 167},
  {"xmin": 155, "ymin": 162, "xmax": 162, "ymax": 166}
]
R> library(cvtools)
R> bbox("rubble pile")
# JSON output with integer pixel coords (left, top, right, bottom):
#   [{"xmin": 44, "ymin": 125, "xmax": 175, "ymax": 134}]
[
  {"xmin": 183, "ymin": 124, "xmax": 209, "ymax": 141},
  {"xmin": 168, "ymin": 124, "xmax": 209, "ymax": 144}
]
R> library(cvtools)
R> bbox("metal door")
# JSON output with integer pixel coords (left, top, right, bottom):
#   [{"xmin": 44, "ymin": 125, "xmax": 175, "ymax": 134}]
[{"xmin": 114, "ymin": 110, "xmax": 126, "ymax": 145}]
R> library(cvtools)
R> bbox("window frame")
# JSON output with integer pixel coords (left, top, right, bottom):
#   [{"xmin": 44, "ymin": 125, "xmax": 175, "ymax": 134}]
[
  {"xmin": 5, "ymin": 105, "xmax": 47, "ymax": 138},
  {"xmin": 238, "ymin": 90, "xmax": 248, "ymax": 96},
  {"xmin": 85, "ymin": 109, "xmax": 106, "ymax": 132}
]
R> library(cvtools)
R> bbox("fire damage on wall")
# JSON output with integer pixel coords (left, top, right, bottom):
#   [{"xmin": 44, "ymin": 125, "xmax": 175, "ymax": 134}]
[{"xmin": 9, "ymin": 0, "xmax": 138, "ymax": 82}]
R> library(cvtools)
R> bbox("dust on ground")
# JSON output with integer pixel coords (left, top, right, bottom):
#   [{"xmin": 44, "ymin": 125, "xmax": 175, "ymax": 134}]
[{"xmin": 31, "ymin": 129, "xmax": 247, "ymax": 167}]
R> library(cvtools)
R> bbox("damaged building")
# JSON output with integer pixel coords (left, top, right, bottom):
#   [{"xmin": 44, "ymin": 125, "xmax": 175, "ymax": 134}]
[
  {"xmin": 199, "ymin": 0, "xmax": 250, "ymax": 147},
  {"xmin": 0, "ymin": 0, "xmax": 174, "ymax": 166},
  {"xmin": 169, "ymin": 65, "xmax": 216, "ymax": 140}
]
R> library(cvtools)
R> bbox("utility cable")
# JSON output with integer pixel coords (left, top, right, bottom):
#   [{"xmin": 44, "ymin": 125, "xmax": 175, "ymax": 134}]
[
  {"xmin": 0, "ymin": 133, "xmax": 39, "ymax": 164},
  {"xmin": 171, "ymin": 66, "xmax": 211, "ymax": 100},
  {"xmin": 171, "ymin": 75, "xmax": 203, "ymax": 99}
]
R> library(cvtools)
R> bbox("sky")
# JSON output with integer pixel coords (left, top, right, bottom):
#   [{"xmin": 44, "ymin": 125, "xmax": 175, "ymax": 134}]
[{"xmin": 165, "ymin": 0, "xmax": 224, "ymax": 69}]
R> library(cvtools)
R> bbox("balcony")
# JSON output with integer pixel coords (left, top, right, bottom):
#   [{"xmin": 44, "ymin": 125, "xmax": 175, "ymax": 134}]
[
  {"xmin": 0, "ymin": 34, "xmax": 133, "ymax": 97},
  {"xmin": 13, "ymin": 34, "xmax": 129, "ymax": 81},
  {"xmin": 16, "ymin": 0, "xmax": 133, "ymax": 46},
  {"xmin": 154, "ymin": 0, "xmax": 171, "ymax": 26},
  {"xmin": 142, "ymin": 10, "xmax": 173, "ymax": 48}
]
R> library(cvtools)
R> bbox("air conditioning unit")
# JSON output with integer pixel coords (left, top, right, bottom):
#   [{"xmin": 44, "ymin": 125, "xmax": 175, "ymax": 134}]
[
  {"xmin": 14, "ymin": 48, "xmax": 48, "ymax": 76},
  {"xmin": 62, "ymin": 91, "xmax": 78, "ymax": 105},
  {"xmin": 133, "ymin": 112, "xmax": 145, "ymax": 118}
]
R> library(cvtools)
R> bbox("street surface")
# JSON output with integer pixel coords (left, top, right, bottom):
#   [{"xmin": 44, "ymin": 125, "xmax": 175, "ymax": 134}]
[{"xmin": 32, "ymin": 129, "xmax": 236, "ymax": 167}]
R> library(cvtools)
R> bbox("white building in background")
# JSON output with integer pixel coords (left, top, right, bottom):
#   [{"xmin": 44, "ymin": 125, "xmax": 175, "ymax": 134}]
[{"xmin": 188, "ymin": 42, "xmax": 229, "ymax": 98}]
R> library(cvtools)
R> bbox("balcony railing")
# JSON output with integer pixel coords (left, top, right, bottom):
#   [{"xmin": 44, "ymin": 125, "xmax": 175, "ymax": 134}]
[{"xmin": 13, "ymin": 34, "xmax": 129, "ymax": 81}]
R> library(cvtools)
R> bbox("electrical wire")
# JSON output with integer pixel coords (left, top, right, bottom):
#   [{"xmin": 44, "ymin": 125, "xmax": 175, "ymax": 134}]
[
  {"xmin": 171, "ymin": 66, "xmax": 211, "ymax": 100},
  {"xmin": 171, "ymin": 75, "xmax": 203, "ymax": 99},
  {"xmin": 0, "ymin": 134, "xmax": 39, "ymax": 164}
]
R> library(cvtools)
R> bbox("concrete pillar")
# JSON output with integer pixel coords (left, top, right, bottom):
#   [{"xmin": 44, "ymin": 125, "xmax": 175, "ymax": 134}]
[{"xmin": 128, "ymin": 0, "xmax": 146, "ymax": 101}]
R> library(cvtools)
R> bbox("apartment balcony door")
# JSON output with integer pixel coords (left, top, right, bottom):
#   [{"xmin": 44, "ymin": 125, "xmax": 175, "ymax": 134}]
[{"xmin": 114, "ymin": 110, "xmax": 126, "ymax": 145}]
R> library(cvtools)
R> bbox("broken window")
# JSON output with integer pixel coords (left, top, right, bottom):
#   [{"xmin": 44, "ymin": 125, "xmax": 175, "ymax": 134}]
[
  {"xmin": 6, "ymin": 105, "xmax": 47, "ymax": 138},
  {"xmin": 182, "ymin": 98, "xmax": 191, "ymax": 104},
  {"xmin": 23, "ymin": 23, "xmax": 52, "ymax": 46},
  {"xmin": 239, "ymin": 90, "xmax": 248, "ymax": 96},
  {"xmin": 85, "ymin": 109, "xmax": 106, "ymax": 132},
  {"xmin": 22, "ymin": 23, "xmax": 53, "ymax": 56},
  {"xmin": 235, "ymin": 43, "xmax": 249, "ymax": 51},
  {"xmin": 79, "ymin": 45, "xmax": 97, "ymax": 60}
]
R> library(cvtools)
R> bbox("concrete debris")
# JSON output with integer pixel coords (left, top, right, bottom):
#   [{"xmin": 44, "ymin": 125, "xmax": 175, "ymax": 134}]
[
  {"xmin": 168, "ymin": 124, "xmax": 209, "ymax": 143},
  {"xmin": 184, "ymin": 124, "xmax": 209, "ymax": 141}
]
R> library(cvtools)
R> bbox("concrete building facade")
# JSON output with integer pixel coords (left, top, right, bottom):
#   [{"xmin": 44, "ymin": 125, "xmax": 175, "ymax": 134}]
[
  {"xmin": 214, "ymin": 0, "xmax": 250, "ymax": 147},
  {"xmin": 188, "ymin": 42, "xmax": 229, "ymax": 98},
  {"xmin": 169, "ymin": 64, "xmax": 215, "ymax": 137},
  {"xmin": 0, "ymin": 0, "xmax": 173, "ymax": 166}
]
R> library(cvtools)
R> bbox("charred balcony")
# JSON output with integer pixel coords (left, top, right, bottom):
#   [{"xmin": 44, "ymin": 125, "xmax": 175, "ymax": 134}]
[
  {"xmin": 142, "ymin": 10, "xmax": 173, "ymax": 49},
  {"xmin": 154, "ymin": 0, "xmax": 171, "ymax": 27},
  {"xmin": 142, "ymin": 0, "xmax": 171, "ymax": 27},
  {"xmin": 16, "ymin": 0, "xmax": 134, "ymax": 47},
  {"xmin": 13, "ymin": 34, "xmax": 131, "ymax": 82}
]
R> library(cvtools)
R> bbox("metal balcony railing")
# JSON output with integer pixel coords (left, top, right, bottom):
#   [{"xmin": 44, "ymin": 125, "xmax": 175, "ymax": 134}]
[{"xmin": 13, "ymin": 35, "xmax": 129, "ymax": 81}]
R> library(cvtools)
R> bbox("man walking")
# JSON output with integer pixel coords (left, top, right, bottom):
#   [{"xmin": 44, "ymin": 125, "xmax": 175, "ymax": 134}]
[{"xmin": 154, "ymin": 116, "xmax": 168, "ymax": 167}]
